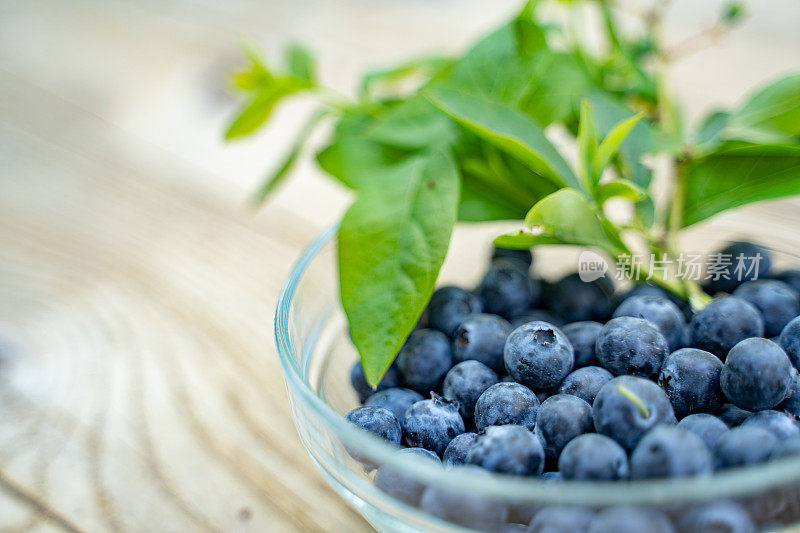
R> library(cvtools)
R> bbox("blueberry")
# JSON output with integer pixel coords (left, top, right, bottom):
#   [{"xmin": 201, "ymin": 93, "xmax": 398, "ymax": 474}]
[
  {"xmin": 558, "ymin": 433, "xmax": 629, "ymax": 481},
  {"xmin": 595, "ymin": 317, "xmax": 669, "ymax": 378},
  {"xmin": 689, "ymin": 296, "xmax": 764, "ymax": 358},
  {"xmin": 540, "ymin": 471, "xmax": 563, "ymax": 482},
  {"xmin": 533, "ymin": 394, "xmax": 593, "ymax": 459},
  {"xmin": 419, "ymin": 469, "xmax": 508, "ymax": 531},
  {"xmin": 527, "ymin": 506, "xmax": 595, "ymax": 533},
  {"xmin": 504, "ymin": 321, "xmax": 574, "ymax": 389},
  {"xmin": 593, "ymin": 376, "xmax": 676, "ymax": 451},
  {"xmin": 774, "ymin": 269, "xmax": 800, "ymax": 296},
  {"xmin": 442, "ymin": 360, "xmax": 500, "ymax": 419},
  {"xmin": 345, "ymin": 406, "xmax": 402, "ymax": 445},
  {"xmin": 467, "ymin": 425, "xmax": 545, "ymax": 476},
  {"xmin": 427, "ymin": 286, "xmax": 483, "ymax": 336},
  {"xmin": 677, "ymin": 414, "xmax": 730, "ymax": 450},
  {"xmin": 720, "ymin": 337, "xmax": 793, "ymax": 410},
  {"xmin": 703, "ymin": 241, "xmax": 772, "ymax": 295},
  {"xmin": 779, "ymin": 371, "xmax": 800, "ymax": 417},
  {"xmin": 630, "ymin": 426, "xmax": 713, "ymax": 479},
  {"xmin": 740, "ymin": 410, "xmax": 800, "ymax": 440},
  {"xmin": 373, "ymin": 447, "xmax": 440, "ymax": 506},
  {"xmin": 558, "ymin": 366, "xmax": 614, "ymax": 405},
  {"xmin": 733, "ymin": 280, "xmax": 800, "ymax": 337},
  {"xmin": 403, "ymin": 394, "xmax": 465, "ymax": 455},
  {"xmin": 620, "ymin": 282, "xmax": 692, "ymax": 319},
  {"xmin": 714, "ymin": 426, "xmax": 778, "ymax": 469},
  {"xmin": 452, "ymin": 313, "xmax": 513, "ymax": 371},
  {"xmin": 587, "ymin": 506, "xmax": 675, "ymax": 533},
  {"xmin": 775, "ymin": 435, "xmax": 800, "ymax": 458},
  {"xmin": 364, "ymin": 387, "xmax": 424, "ymax": 423},
  {"xmin": 717, "ymin": 404, "xmax": 753, "ymax": 427},
  {"xmin": 474, "ymin": 382, "xmax": 540, "ymax": 431},
  {"xmin": 678, "ymin": 502, "xmax": 755, "ymax": 533},
  {"xmin": 657, "ymin": 348, "xmax": 724, "ymax": 417},
  {"xmin": 779, "ymin": 315, "xmax": 800, "ymax": 368},
  {"xmin": 350, "ymin": 361, "xmax": 400, "ymax": 403},
  {"xmin": 544, "ymin": 273, "xmax": 615, "ymax": 323},
  {"xmin": 613, "ymin": 296, "xmax": 686, "ymax": 352},
  {"xmin": 492, "ymin": 246, "xmax": 533, "ymax": 268},
  {"xmin": 480, "ymin": 259, "xmax": 540, "ymax": 317},
  {"xmin": 442, "ymin": 432, "xmax": 478, "ymax": 467},
  {"xmin": 561, "ymin": 321, "xmax": 603, "ymax": 367},
  {"xmin": 396, "ymin": 329, "xmax": 453, "ymax": 393},
  {"xmin": 510, "ymin": 309, "xmax": 564, "ymax": 329}
]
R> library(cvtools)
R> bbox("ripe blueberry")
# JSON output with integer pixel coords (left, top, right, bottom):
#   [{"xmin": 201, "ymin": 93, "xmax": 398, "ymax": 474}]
[
  {"xmin": 629, "ymin": 426, "xmax": 713, "ymax": 479},
  {"xmin": 741, "ymin": 410, "xmax": 800, "ymax": 440},
  {"xmin": 527, "ymin": 506, "xmax": 595, "ymax": 533},
  {"xmin": 658, "ymin": 348, "xmax": 724, "ymax": 417},
  {"xmin": 350, "ymin": 361, "xmax": 400, "ymax": 403},
  {"xmin": 504, "ymin": 321, "xmax": 574, "ymax": 389},
  {"xmin": 403, "ymin": 394, "xmax": 465, "ymax": 455},
  {"xmin": 474, "ymin": 382, "xmax": 540, "ymax": 431},
  {"xmin": 595, "ymin": 317, "xmax": 669, "ymax": 378},
  {"xmin": 703, "ymin": 241, "xmax": 772, "ymax": 295},
  {"xmin": 534, "ymin": 394, "xmax": 593, "ymax": 459},
  {"xmin": 452, "ymin": 313, "xmax": 512, "ymax": 371},
  {"xmin": 558, "ymin": 433, "xmax": 629, "ymax": 481},
  {"xmin": 395, "ymin": 329, "xmax": 453, "ymax": 393},
  {"xmin": 364, "ymin": 387, "xmax": 424, "ymax": 423},
  {"xmin": 720, "ymin": 337, "xmax": 792, "ymax": 411},
  {"xmin": 677, "ymin": 414, "xmax": 730, "ymax": 450},
  {"xmin": 779, "ymin": 315, "xmax": 800, "ymax": 368},
  {"xmin": 373, "ymin": 447, "xmax": 440, "ymax": 506},
  {"xmin": 442, "ymin": 360, "xmax": 499, "ymax": 419},
  {"xmin": 442, "ymin": 432, "xmax": 478, "ymax": 467},
  {"xmin": 544, "ymin": 273, "xmax": 614, "ymax": 323},
  {"xmin": 467, "ymin": 424, "xmax": 545, "ymax": 476},
  {"xmin": 561, "ymin": 321, "xmax": 603, "ymax": 367},
  {"xmin": 345, "ymin": 406, "xmax": 402, "ymax": 445},
  {"xmin": 613, "ymin": 296, "xmax": 686, "ymax": 352},
  {"xmin": 427, "ymin": 286, "xmax": 482, "ymax": 337},
  {"xmin": 479, "ymin": 259, "xmax": 539, "ymax": 317},
  {"xmin": 558, "ymin": 366, "xmax": 614, "ymax": 405},
  {"xmin": 715, "ymin": 426, "xmax": 778, "ymax": 469},
  {"xmin": 678, "ymin": 502, "xmax": 755, "ymax": 533},
  {"xmin": 733, "ymin": 279, "xmax": 800, "ymax": 337},
  {"xmin": 689, "ymin": 296, "xmax": 764, "ymax": 358}
]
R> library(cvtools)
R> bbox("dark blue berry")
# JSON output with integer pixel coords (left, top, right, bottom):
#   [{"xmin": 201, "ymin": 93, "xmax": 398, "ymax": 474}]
[
  {"xmin": 544, "ymin": 273, "xmax": 615, "ymax": 323},
  {"xmin": 703, "ymin": 241, "xmax": 772, "ymax": 295},
  {"xmin": 420, "ymin": 469, "xmax": 508, "ymax": 531},
  {"xmin": 561, "ymin": 321, "xmax": 603, "ymax": 367},
  {"xmin": 630, "ymin": 426, "xmax": 713, "ymax": 479},
  {"xmin": 774, "ymin": 269, "xmax": 800, "ymax": 296},
  {"xmin": 741, "ymin": 410, "xmax": 800, "ymax": 440},
  {"xmin": 345, "ymin": 406, "xmax": 402, "ymax": 445},
  {"xmin": 364, "ymin": 387, "xmax": 424, "ymax": 423},
  {"xmin": 689, "ymin": 296, "xmax": 764, "ymax": 358},
  {"xmin": 593, "ymin": 375, "xmax": 676, "ymax": 451},
  {"xmin": 557, "ymin": 366, "xmax": 614, "ymax": 404},
  {"xmin": 588, "ymin": 506, "xmax": 675, "ymax": 533},
  {"xmin": 504, "ymin": 321, "xmax": 574, "ymax": 389},
  {"xmin": 779, "ymin": 315, "xmax": 800, "ymax": 368},
  {"xmin": 527, "ymin": 506, "xmax": 595, "ymax": 533},
  {"xmin": 403, "ymin": 394, "xmax": 465, "ymax": 455},
  {"xmin": 596, "ymin": 317, "xmax": 669, "ymax": 378},
  {"xmin": 474, "ymin": 382, "xmax": 540, "ymax": 431},
  {"xmin": 452, "ymin": 313, "xmax": 512, "ymax": 371},
  {"xmin": 733, "ymin": 279, "xmax": 800, "ymax": 337},
  {"xmin": 350, "ymin": 361, "xmax": 400, "ymax": 403},
  {"xmin": 442, "ymin": 432, "xmax": 478, "ymax": 467},
  {"xmin": 613, "ymin": 296, "xmax": 686, "ymax": 352},
  {"xmin": 558, "ymin": 433, "xmax": 629, "ymax": 481},
  {"xmin": 677, "ymin": 414, "xmax": 730, "ymax": 450},
  {"xmin": 717, "ymin": 403, "xmax": 753, "ymax": 427},
  {"xmin": 509, "ymin": 309, "xmax": 564, "ymax": 328},
  {"xmin": 427, "ymin": 286, "xmax": 482, "ymax": 336},
  {"xmin": 621, "ymin": 282, "xmax": 692, "ymax": 319},
  {"xmin": 442, "ymin": 360, "xmax": 500, "ymax": 419},
  {"xmin": 373, "ymin": 447, "xmax": 440, "ymax": 506},
  {"xmin": 775, "ymin": 435, "xmax": 800, "ymax": 458},
  {"xmin": 395, "ymin": 329, "xmax": 453, "ymax": 393},
  {"xmin": 658, "ymin": 348, "xmax": 724, "ymax": 417},
  {"xmin": 467, "ymin": 424, "xmax": 545, "ymax": 476},
  {"xmin": 779, "ymin": 371, "xmax": 800, "ymax": 417},
  {"xmin": 492, "ymin": 246, "xmax": 533, "ymax": 267},
  {"xmin": 480, "ymin": 259, "xmax": 539, "ymax": 317},
  {"xmin": 720, "ymin": 337, "xmax": 793, "ymax": 410},
  {"xmin": 678, "ymin": 502, "xmax": 755, "ymax": 533},
  {"xmin": 534, "ymin": 394, "xmax": 593, "ymax": 459},
  {"xmin": 715, "ymin": 426, "xmax": 778, "ymax": 469}
]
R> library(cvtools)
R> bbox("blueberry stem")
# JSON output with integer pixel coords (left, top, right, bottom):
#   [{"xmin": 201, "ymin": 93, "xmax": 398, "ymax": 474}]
[{"xmin": 616, "ymin": 384, "xmax": 650, "ymax": 418}]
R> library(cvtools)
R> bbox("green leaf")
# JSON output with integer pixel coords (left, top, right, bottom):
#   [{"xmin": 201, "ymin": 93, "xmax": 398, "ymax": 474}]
[
  {"xmin": 593, "ymin": 112, "xmax": 644, "ymax": 179},
  {"xmin": 286, "ymin": 44, "xmax": 316, "ymax": 84},
  {"xmin": 524, "ymin": 188, "xmax": 617, "ymax": 250},
  {"xmin": 366, "ymin": 96, "xmax": 457, "ymax": 149},
  {"xmin": 728, "ymin": 74, "xmax": 800, "ymax": 139},
  {"xmin": 493, "ymin": 230, "xmax": 563, "ymax": 248},
  {"xmin": 695, "ymin": 110, "xmax": 730, "ymax": 146},
  {"xmin": 231, "ymin": 44, "xmax": 272, "ymax": 91},
  {"xmin": 459, "ymin": 180, "xmax": 528, "ymax": 221},
  {"xmin": 426, "ymin": 86, "xmax": 580, "ymax": 189},
  {"xmin": 577, "ymin": 100, "xmax": 597, "ymax": 190},
  {"xmin": 595, "ymin": 179, "xmax": 647, "ymax": 205},
  {"xmin": 359, "ymin": 56, "xmax": 452, "ymax": 97},
  {"xmin": 519, "ymin": 52, "xmax": 592, "ymax": 127},
  {"xmin": 338, "ymin": 150, "xmax": 460, "ymax": 385},
  {"xmin": 682, "ymin": 143, "xmax": 800, "ymax": 226},
  {"xmin": 225, "ymin": 77, "xmax": 308, "ymax": 140}
]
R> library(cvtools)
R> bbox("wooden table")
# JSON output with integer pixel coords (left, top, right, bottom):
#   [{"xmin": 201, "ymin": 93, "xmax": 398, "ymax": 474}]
[{"xmin": 1, "ymin": 1, "xmax": 799, "ymax": 531}]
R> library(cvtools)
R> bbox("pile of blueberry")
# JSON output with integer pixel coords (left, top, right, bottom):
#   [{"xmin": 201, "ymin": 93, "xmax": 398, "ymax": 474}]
[{"xmin": 345, "ymin": 241, "xmax": 800, "ymax": 532}]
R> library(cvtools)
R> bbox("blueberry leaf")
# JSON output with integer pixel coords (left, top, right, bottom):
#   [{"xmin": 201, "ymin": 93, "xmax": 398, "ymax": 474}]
[
  {"xmin": 225, "ymin": 77, "xmax": 310, "ymax": 140},
  {"xmin": 727, "ymin": 74, "xmax": 800, "ymax": 139},
  {"xmin": 577, "ymin": 99, "xmax": 598, "ymax": 191},
  {"xmin": 366, "ymin": 96, "xmax": 457, "ymax": 149},
  {"xmin": 595, "ymin": 179, "xmax": 647, "ymax": 205},
  {"xmin": 493, "ymin": 230, "xmax": 563, "ymax": 249},
  {"xmin": 593, "ymin": 112, "xmax": 644, "ymax": 180},
  {"xmin": 286, "ymin": 44, "xmax": 316, "ymax": 84}
]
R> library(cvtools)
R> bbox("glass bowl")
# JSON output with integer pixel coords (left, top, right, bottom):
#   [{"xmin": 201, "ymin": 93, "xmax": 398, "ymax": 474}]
[{"xmin": 274, "ymin": 224, "xmax": 800, "ymax": 532}]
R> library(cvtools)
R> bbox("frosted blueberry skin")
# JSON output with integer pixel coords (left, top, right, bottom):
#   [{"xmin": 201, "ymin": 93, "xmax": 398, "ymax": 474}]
[
  {"xmin": 629, "ymin": 426, "xmax": 713, "ymax": 480},
  {"xmin": 703, "ymin": 240, "xmax": 772, "ymax": 295},
  {"xmin": 720, "ymin": 337, "xmax": 793, "ymax": 411},
  {"xmin": 741, "ymin": 410, "xmax": 800, "ymax": 440},
  {"xmin": 612, "ymin": 296, "xmax": 686, "ymax": 353},
  {"xmin": 402, "ymin": 395, "xmax": 465, "ymax": 455},
  {"xmin": 452, "ymin": 313, "xmax": 512, "ymax": 372},
  {"xmin": 679, "ymin": 502, "xmax": 755, "ymax": 533},
  {"xmin": 420, "ymin": 467, "xmax": 508, "ymax": 531},
  {"xmin": 779, "ymin": 315, "xmax": 800, "ymax": 368},
  {"xmin": 510, "ymin": 309, "xmax": 564, "ymax": 329},
  {"xmin": 677, "ymin": 414, "xmax": 730, "ymax": 450},
  {"xmin": 373, "ymin": 447, "xmax": 440, "ymax": 506},
  {"xmin": 534, "ymin": 394, "xmax": 593, "ymax": 459},
  {"xmin": 775, "ymin": 435, "xmax": 800, "ymax": 458},
  {"xmin": 364, "ymin": 387, "xmax": 424, "ymax": 423},
  {"xmin": 474, "ymin": 382, "xmax": 540, "ymax": 431},
  {"xmin": 774, "ymin": 269, "xmax": 800, "ymax": 295},
  {"xmin": 466, "ymin": 424, "xmax": 545, "ymax": 476},
  {"xmin": 527, "ymin": 506, "xmax": 596, "ymax": 533},
  {"xmin": 658, "ymin": 348, "xmax": 724, "ymax": 417},
  {"xmin": 733, "ymin": 279, "xmax": 800, "ymax": 337},
  {"xmin": 350, "ymin": 361, "xmax": 400, "ymax": 403},
  {"xmin": 427, "ymin": 286, "xmax": 482, "ymax": 337},
  {"xmin": 558, "ymin": 433, "xmax": 629, "ymax": 481},
  {"xmin": 595, "ymin": 317, "xmax": 669, "ymax": 379},
  {"xmin": 395, "ymin": 329, "xmax": 454, "ymax": 393},
  {"xmin": 588, "ymin": 506, "xmax": 675, "ymax": 533},
  {"xmin": 557, "ymin": 366, "xmax": 614, "ymax": 404},
  {"xmin": 479, "ymin": 259, "xmax": 540, "ymax": 317},
  {"xmin": 717, "ymin": 403, "xmax": 753, "ymax": 427},
  {"xmin": 561, "ymin": 321, "xmax": 603, "ymax": 367},
  {"xmin": 689, "ymin": 296, "xmax": 764, "ymax": 359},
  {"xmin": 442, "ymin": 432, "xmax": 478, "ymax": 467},
  {"xmin": 442, "ymin": 360, "xmax": 499, "ymax": 419},
  {"xmin": 504, "ymin": 321, "xmax": 574, "ymax": 390},
  {"xmin": 779, "ymin": 371, "xmax": 800, "ymax": 417},
  {"xmin": 593, "ymin": 376, "xmax": 676, "ymax": 451},
  {"xmin": 544, "ymin": 273, "xmax": 615, "ymax": 323},
  {"xmin": 345, "ymin": 406, "xmax": 402, "ymax": 445},
  {"xmin": 715, "ymin": 426, "xmax": 778, "ymax": 469},
  {"xmin": 491, "ymin": 246, "xmax": 533, "ymax": 267}
]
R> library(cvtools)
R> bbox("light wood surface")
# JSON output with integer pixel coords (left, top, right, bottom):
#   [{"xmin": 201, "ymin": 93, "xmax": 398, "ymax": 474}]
[{"xmin": 1, "ymin": 1, "xmax": 799, "ymax": 531}]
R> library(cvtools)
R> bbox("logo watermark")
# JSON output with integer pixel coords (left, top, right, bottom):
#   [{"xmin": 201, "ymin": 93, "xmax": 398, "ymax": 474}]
[{"xmin": 577, "ymin": 252, "xmax": 764, "ymax": 282}]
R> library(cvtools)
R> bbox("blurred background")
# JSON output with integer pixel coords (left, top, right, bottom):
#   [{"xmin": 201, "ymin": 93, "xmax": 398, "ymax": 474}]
[{"xmin": 0, "ymin": 0, "xmax": 798, "ymax": 531}]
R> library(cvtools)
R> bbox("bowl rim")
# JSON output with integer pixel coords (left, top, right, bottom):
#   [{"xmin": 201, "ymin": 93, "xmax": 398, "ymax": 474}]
[{"xmin": 274, "ymin": 224, "xmax": 800, "ymax": 506}]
